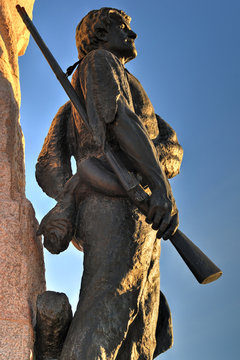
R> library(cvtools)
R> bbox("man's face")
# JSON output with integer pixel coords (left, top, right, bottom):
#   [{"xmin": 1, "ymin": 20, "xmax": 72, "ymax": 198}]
[{"xmin": 103, "ymin": 16, "xmax": 137, "ymax": 64}]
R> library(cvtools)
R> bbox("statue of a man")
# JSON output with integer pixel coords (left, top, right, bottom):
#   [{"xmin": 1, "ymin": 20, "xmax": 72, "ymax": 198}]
[{"xmin": 36, "ymin": 7, "xmax": 183, "ymax": 359}]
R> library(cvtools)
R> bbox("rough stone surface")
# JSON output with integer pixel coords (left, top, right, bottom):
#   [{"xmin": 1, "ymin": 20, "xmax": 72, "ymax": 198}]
[{"xmin": 0, "ymin": 1, "xmax": 46, "ymax": 359}]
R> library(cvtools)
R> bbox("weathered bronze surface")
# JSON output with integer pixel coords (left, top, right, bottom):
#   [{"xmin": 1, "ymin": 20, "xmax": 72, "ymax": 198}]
[
  {"xmin": 35, "ymin": 7, "xmax": 184, "ymax": 360},
  {"xmin": 35, "ymin": 291, "xmax": 72, "ymax": 360}
]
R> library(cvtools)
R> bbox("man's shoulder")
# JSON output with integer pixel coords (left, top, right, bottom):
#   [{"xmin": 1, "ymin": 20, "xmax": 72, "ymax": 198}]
[
  {"xmin": 125, "ymin": 69, "xmax": 141, "ymax": 87},
  {"xmin": 81, "ymin": 49, "xmax": 123, "ymax": 69}
]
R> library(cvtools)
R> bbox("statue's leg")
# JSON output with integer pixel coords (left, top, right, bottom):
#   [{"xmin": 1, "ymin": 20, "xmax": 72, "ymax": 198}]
[
  {"xmin": 60, "ymin": 193, "xmax": 159, "ymax": 360},
  {"xmin": 116, "ymin": 237, "xmax": 160, "ymax": 360}
]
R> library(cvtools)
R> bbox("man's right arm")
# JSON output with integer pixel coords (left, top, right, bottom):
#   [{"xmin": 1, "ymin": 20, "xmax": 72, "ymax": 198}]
[
  {"xmin": 109, "ymin": 98, "xmax": 179, "ymax": 239},
  {"xmin": 77, "ymin": 49, "xmax": 179, "ymax": 238}
]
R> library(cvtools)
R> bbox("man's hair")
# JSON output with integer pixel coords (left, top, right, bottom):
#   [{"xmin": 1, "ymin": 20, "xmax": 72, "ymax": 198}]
[{"xmin": 75, "ymin": 8, "xmax": 131, "ymax": 60}]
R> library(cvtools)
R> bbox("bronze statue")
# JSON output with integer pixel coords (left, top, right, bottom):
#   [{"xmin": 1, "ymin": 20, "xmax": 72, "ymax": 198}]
[
  {"xmin": 15, "ymin": 5, "xmax": 223, "ymax": 358},
  {"xmin": 34, "ymin": 8, "xmax": 184, "ymax": 359}
]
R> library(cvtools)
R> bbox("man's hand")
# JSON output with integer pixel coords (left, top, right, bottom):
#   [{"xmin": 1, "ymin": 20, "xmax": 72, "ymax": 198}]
[{"xmin": 146, "ymin": 186, "xmax": 179, "ymax": 240}]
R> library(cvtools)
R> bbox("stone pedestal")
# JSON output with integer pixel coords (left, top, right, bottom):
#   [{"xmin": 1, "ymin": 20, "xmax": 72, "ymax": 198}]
[{"xmin": 0, "ymin": 1, "xmax": 46, "ymax": 359}]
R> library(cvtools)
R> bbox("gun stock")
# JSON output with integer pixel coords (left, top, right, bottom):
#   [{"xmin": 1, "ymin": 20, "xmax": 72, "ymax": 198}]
[
  {"xmin": 170, "ymin": 230, "xmax": 222, "ymax": 284},
  {"xmin": 127, "ymin": 188, "xmax": 222, "ymax": 284},
  {"xmin": 16, "ymin": 5, "xmax": 222, "ymax": 284}
]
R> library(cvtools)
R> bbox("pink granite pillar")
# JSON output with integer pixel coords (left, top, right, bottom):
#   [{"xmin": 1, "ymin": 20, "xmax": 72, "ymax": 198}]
[{"xmin": 0, "ymin": 1, "xmax": 46, "ymax": 359}]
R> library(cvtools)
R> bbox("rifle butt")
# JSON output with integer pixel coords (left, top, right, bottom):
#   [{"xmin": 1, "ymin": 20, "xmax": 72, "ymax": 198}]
[
  {"xmin": 127, "ymin": 187, "xmax": 222, "ymax": 284},
  {"xmin": 170, "ymin": 229, "xmax": 222, "ymax": 284}
]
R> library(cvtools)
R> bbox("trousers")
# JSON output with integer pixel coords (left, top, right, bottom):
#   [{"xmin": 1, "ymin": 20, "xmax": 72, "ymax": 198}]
[{"xmin": 60, "ymin": 193, "xmax": 161, "ymax": 360}]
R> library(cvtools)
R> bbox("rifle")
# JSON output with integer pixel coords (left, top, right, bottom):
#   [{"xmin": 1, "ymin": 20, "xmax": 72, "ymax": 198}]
[{"xmin": 16, "ymin": 5, "xmax": 222, "ymax": 285}]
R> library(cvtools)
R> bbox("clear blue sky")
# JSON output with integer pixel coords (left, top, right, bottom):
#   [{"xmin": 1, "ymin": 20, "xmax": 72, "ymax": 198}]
[{"xmin": 19, "ymin": 1, "xmax": 240, "ymax": 359}]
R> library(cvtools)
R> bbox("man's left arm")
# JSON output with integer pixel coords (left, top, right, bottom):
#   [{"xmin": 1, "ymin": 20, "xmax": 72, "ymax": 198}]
[{"xmin": 153, "ymin": 114, "xmax": 183, "ymax": 179}]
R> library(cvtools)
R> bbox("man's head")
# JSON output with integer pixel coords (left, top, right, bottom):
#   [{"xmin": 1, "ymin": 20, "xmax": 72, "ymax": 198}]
[{"xmin": 76, "ymin": 8, "xmax": 137, "ymax": 64}]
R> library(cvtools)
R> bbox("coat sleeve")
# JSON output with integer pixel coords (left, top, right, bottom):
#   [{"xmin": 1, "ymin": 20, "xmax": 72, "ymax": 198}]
[
  {"xmin": 76, "ymin": 49, "xmax": 134, "ymax": 148},
  {"xmin": 36, "ymin": 101, "xmax": 73, "ymax": 200}
]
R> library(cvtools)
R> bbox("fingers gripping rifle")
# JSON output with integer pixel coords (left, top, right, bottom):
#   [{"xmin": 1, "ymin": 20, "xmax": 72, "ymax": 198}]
[{"xmin": 16, "ymin": 5, "xmax": 222, "ymax": 284}]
